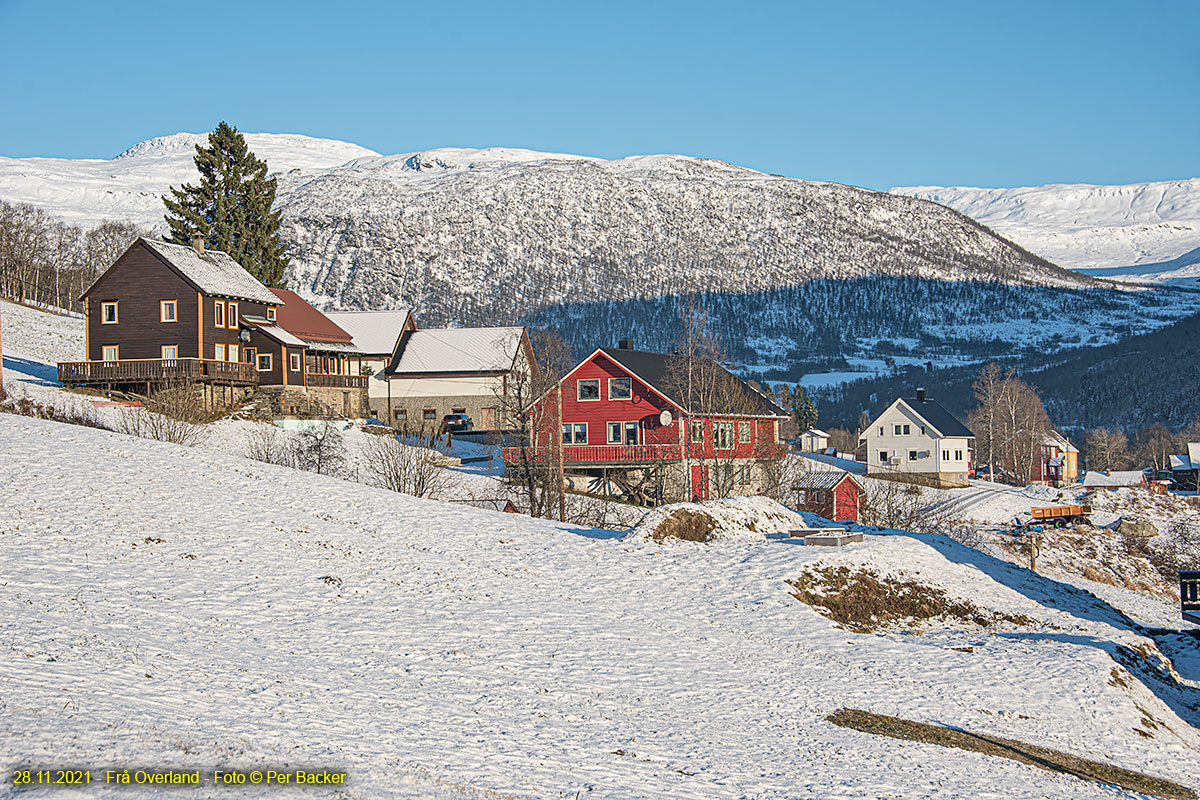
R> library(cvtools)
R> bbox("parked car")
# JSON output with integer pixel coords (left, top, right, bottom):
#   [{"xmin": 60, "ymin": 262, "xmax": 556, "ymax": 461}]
[{"xmin": 440, "ymin": 413, "xmax": 473, "ymax": 433}]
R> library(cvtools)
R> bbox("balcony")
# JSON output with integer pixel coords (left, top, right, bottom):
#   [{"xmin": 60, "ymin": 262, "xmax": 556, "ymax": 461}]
[
  {"xmin": 57, "ymin": 358, "xmax": 260, "ymax": 387},
  {"xmin": 502, "ymin": 442, "xmax": 787, "ymax": 466},
  {"xmin": 304, "ymin": 373, "xmax": 369, "ymax": 389}
]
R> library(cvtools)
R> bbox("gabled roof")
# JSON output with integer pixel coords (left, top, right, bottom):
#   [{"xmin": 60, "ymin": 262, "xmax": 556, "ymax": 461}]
[
  {"xmin": 389, "ymin": 327, "xmax": 525, "ymax": 375},
  {"xmin": 1043, "ymin": 430, "xmax": 1079, "ymax": 453},
  {"xmin": 242, "ymin": 317, "xmax": 307, "ymax": 348},
  {"xmin": 791, "ymin": 471, "xmax": 863, "ymax": 492},
  {"xmin": 900, "ymin": 396, "xmax": 974, "ymax": 438},
  {"xmin": 267, "ymin": 289, "xmax": 355, "ymax": 347},
  {"xmin": 325, "ymin": 310, "xmax": 414, "ymax": 356},
  {"xmin": 593, "ymin": 347, "xmax": 788, "ymax": 418},
  {"xmin": 804, "ymin": 428, "xmax": 831, "ymax": 438},
  {"xmin": 137, "ymin": 238, "xmax": 281, "ymax": 305},
  {"xmin": 1082, "ymin": 470, "xmax": 1147, "ymax": 487}
]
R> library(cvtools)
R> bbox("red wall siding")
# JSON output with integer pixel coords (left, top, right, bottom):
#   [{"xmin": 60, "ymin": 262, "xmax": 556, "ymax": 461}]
[
  {"xmin": 833, "ymin": 478, "xmax": 861, "ymax": 522},
  {"xmin": 551, "ymin": 352, "xmax": 680, "ymax": 446}
]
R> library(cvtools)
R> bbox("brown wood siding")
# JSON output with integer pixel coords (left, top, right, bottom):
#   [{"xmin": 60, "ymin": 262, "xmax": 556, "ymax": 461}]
[
  {"xmin": 285, "ymin": 346, "xmax": 305, "ymax": 385},
  {"xmin": 246, "ymin": 329, "xmax": 284, "ymax": 385},
  {"xmin": 84, "ymin": 243, "xmax": 200, "ymax": 361}
]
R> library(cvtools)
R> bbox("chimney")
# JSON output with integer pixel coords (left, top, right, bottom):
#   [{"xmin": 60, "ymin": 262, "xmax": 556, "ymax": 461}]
[
  {"xmin": 618, "ymin": 338, "xmax": 634, "ymax": 350},
  {"xmin": 916, "ymin": 387, "xmax": 926, "ymax": 402},
  {"xmin": 191, "ymin": 233, "xmax": 206, "ymax": 255}
]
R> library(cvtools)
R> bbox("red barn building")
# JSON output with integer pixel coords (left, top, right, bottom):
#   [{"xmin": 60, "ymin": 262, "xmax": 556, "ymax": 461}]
[
  {"xmin": 791, "ymin": 471, "xmax": 864, "ymax": 522},
  {"xmin": 505, "ymin": 341, "xmax": 789, "ymax": 504}
]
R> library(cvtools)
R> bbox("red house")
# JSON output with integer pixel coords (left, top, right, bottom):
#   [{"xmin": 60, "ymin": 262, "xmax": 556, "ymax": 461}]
[
  {"xmin": 791, "ymin": 471, "xmax": 864, "ymax": 522},
  {"xmin": 504, "ymin": 341, "xmax": 789, "ymax": 504}
]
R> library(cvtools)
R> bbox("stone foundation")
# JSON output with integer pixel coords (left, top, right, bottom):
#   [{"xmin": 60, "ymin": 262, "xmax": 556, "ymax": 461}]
[
  {"xmin": 383, "ymin": 394, "xmax": 504, "ymax": 430},
  {"xmin": 255, "ymin": 386, "xmax": 369, "ymax": 419}
]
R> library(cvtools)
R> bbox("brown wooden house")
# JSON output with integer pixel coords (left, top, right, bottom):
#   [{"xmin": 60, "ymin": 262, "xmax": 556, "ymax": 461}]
[{"xmin": 58, "ymin": 236, "xmax": 367, "ymax": 414}]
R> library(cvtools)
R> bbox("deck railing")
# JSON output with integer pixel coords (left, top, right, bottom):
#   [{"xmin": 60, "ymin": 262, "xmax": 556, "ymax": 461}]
[
  {"xmin": 57, "ymin": 358, "xmax": 259, "ymax": 386},
  {"xmin": 502, "ymin": 441, "xmax": 788, "ymax": 466},
  {"xmin": 304, "ymin": 373, "xmax": 369, "ymax": 389}
]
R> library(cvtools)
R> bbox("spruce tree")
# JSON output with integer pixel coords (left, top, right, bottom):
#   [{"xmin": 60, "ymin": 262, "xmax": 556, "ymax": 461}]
[
  {"xmin": 791, "ymin": 383, "xmax": 819, "ymax": 431},
  {"xmin": 162, "ymin": 121, "xmax": 289, "ymax": 287}
]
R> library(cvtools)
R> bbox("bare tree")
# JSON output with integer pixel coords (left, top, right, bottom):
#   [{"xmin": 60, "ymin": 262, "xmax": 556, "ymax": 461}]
[
  {"xmin": 116, "ymin": 383, "xmax": 210, "ymax": 446},
  {"xmin": 1132, "ymin": 423, "xmax": 1177, "ymax": 472},
  {"xmin": 363, "ymin": 433, "xmax": 457, "ymax": 499},
  {"xmin": 1085, "ymin": 427, "xmax": 1132, "ymax": 472},
  {"xmin": 292, "ymin": 423, "xmax": 346, "ymax": 476},
  {"xmin": 967, "ymin": 364, "xmax": 1052, "ymax": 484}
]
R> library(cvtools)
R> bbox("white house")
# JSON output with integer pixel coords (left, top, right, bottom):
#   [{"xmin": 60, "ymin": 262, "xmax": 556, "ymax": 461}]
[
  {"xmin": 325, "ymin": 309, "xmax": 416, "ymax": 418},
  {"xmin": 798, "ymin": 428, "xmax": 830, "ymax": 452},
  {"xmin": 859, "ymin": 389, "xmax": 974, "ymax": 487},
  {"xmin": 383, "ymin": 326, "xmax": 534, "ymax": 430}
]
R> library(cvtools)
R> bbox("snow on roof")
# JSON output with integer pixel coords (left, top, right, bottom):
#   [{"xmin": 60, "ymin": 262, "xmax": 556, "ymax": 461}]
[
  {"xmin": 244, "ymin": 319, "xmax": 306, "ymax": 347},
  {"xmin": 1190, "ymin": 442, "xmax": 1200, "ymax": 467},
  {"xmin": 324, "ymin": 310, "xmax": 413, "ymax": 356},
  {"xmin": 804, "ymin": 429, "xmax": 831, "ymax": 438},
  {"xmin": 139, "ymin": 238, "xmax": 280, "ymax": 305},
  {"xmin": 1081, "ymin": 470, "xmax": 1146, "ymax": 487},
  {"xmin": 391, "ymin": 327, "xmax": 524, "ymax": 374},
  {"xmin": 791, "ymin": 471, "xmax": 861, "ymax": 491},
  {"xmin": 1043, "ymin": 430, "xmax": 1079, "ymax": 453}
]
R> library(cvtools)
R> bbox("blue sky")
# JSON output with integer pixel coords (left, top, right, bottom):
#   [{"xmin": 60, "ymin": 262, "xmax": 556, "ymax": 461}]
[{"xmin": 2, "ymin": 0, "xmax": 1196, "ymax": 190}]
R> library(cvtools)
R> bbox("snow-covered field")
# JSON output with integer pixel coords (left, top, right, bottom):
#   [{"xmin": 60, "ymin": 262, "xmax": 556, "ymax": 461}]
[{"xmin": 4, "ymin": 411, "xmax": 1200, "ymax": 799}]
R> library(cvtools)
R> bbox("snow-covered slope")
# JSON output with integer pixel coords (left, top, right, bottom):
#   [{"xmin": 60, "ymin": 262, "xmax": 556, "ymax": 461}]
[
  {"xmin": 2, "ymin": 411, "xmax": 1198, "ymax": 798},
  {"xmin": 0, "ymin": 132, "xmax": 378, "ymax": 229},
  {"xmin": 891, "ymin": 178, "xmax": 1200, "ymax": 273}
]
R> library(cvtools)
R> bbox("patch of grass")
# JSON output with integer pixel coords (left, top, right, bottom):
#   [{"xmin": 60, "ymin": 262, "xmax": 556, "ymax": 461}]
[
  {"xmin": 787, "ymin": 566, "xmax": 1037, "ymax": 633},
  {"xmin": 827, "ymin": 708, "xmax": 1196, "ymax": 800},
  {"xmin": 651, "ymin": 508, "xmax": 717, "ymax": 543}
]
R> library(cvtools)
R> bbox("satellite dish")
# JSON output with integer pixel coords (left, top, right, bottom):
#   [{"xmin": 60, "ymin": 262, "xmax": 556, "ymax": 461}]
[{"xmin": 659, "ymin": 410, "xmax": 672, "ymax": 426}]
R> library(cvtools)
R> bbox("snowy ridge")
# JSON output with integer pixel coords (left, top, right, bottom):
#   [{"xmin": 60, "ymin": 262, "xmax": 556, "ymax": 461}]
[{"xmin": 891, "ymin": 178, "xmax": 1200, "ymax": 272}]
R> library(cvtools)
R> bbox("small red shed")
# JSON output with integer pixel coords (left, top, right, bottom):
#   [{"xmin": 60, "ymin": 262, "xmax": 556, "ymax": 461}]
[{"xmin": 792, "ymin": 471, "xmax": 864, "ymax": 522}]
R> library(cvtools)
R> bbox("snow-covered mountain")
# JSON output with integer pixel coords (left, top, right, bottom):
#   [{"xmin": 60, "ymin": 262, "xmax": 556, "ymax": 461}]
[
  {"xmin": 0, "ymin": 132, "xmax": 378, "ymax": 228},
  {"xmin": 890, "ymin": 178, "xmax": 1200, "ymax": 276}
]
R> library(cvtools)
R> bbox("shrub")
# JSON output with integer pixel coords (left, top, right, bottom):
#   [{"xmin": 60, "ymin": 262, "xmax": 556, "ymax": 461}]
[{"xmin": 650, "ymin": 508, "xmax": 717, "ymax": 542}]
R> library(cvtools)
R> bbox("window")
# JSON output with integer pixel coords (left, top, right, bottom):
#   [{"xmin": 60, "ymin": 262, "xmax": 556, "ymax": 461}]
[
  {"xmin": 102, "ymin": 345, "xmax": 119, "ymax": 361},
  {"xmin": 100, "ymin": 302, "xmax": 118, "ymax": 324},
  {"xmin": 423, "ymin": 408, "xmax": 437, "ymax": 421},
  {"xmin": 289, "ymin": 353, "xmax": 301, "ymax": 372},
  {"xmin": 738, "ymin": 421, "xmax": 751, "ymax": 443},
  {"xmin": 227, "ymin": 344, "xmax": 239, "ymax": 363},
  {"xmin": 394, "ymin": 408, "xmax": 408, "ymax": 421},
  {"xmin": 562, "ymin": 423, "xmax": 587, "ymax": 444},
  {"xmin": 624, "ymin": 421, "xmax": 638, "ymax": 445},
  {"xmin": 955, "ymin": 450, "xmax": 963, "ymax": 461},
  {"xmin": 920, "ymin": 426, "xmax": 926, "ymax": 436},
  {"xmin": 256, "ymin": 353, "xmax": 272, "ymax": 371},
  {"xmin": 607, "ymin": 422, "xmax": 622, "ymax": 444},
  {"xmin": 161, "ymin": 345, "xmax": 178, "ymax": 359},
  {"xmin": 227, "ymin": 302, "xmax": 238, "ymax": 328},
  {"xmin": 942, "ymin": 450, "xmax": 950, "ymax": 461},
  {"xmin": 879, "ymin": 451, "xmax": 888, "ymax": 463},
  {"xmin": 266, "ymin": 307, "xmax": 276, "ymax": 322},
  {"xmin": 714, "ymin": 421, "xmax": 735, "ymax": 449},
  {"xmin": 879, "ymin": 426, "xmax": 884, "ymax": 436},
  {"xmin": 451, "ymin": 406, "xmax": 466, "ymax": 414},
  {"xmin": 577, "ymin": 379, "xmax": 600, "ymax": 400},
  {"xmin": 894, "ymin": 424, "xmax": 903, "ymax": 436},
  {"xmin": 908, "ymin": 450, "xmax": 918, "ymax": 461},
  {"xmin": 815, "ymin": 490, "xmax": 826, "ymax": 503},
  {"xmin": 903, "ymin": 424, "xmax": 911, "ymax": 435},
  {"xmin": 690, "ymin": 420, "xmax": 704, "ymax": 442},
  {"xmin": 214, "ymin": 301, "xmax": 225, "ymax": 328},
  {"xmin": 214, "ymin": 343, "xmax": 225, "ymax": 361},
  {"xmin": 160, "ymin": 300, "xmax": 177, "ymax": 323},
  {"xmin": 244, "ymin": 347, "xmax": 256, "ymax": 364},
  {"xmin": 608, "ymin": 377, "xmax": 631, "ymax": 400}
]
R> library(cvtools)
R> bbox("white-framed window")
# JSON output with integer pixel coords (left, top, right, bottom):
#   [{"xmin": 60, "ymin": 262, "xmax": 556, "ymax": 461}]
[
  {"xmin": 714, "ymin": 421, "xmax": 735, "ymax": 449},
  {"xmin": 608, "ymin": 421, "xmax": 638, "ymax": 445},
  {"xmin": 577, "ymin": 379, "xmax": 600, "ymax": 401},
  {"xmin": 879, "ymin": 450, "xmax": 889, "ymax": 463},
  {"xmin": 561, "ymin": 423, "xmax": 587, "ymax": 444},
  {"xmin": 266, "ymin": 307, "xmax": 276, "ymax": 322},
  {"xmin": 904, "ymin": 424, "xmax": 911, "ymax": 435},
  {"xmin": 256, "ymin": 353, "xmax": 272, "ymax": 371},
  {"xmin": 608, "ymin": 377, "xmax": 632, "ymax": 400},
  {"xmin": 214, "ymin": 343, "xmax": 226, "ymax": 361},
  {"xmin": 101, "ymin": 344, "xmax": 119, "ymax": 361},
  {"xmin": 161, "ymin": 345, "xmax": 178, "ymax": 359},
  {"xmin": 955, "ymin": 450, "xmax": 963, "ymax": 461},
  {"xmin": 908, "ymin": 450, "xmax": 918, "ymax": 461},
  {"xmin": 160, "ymin": 300, "xmax": 177, "ymax": 323},
  {"xmin": 227, "ymin": 344, "xmax": 239, "ymax": 363},
  {"xmin": 100, "ymin": 301, "xmax": 118, "ymax": 324},
  {"xmin": 289, "ymin": 353, "xmax": 301, "ymax": 372},
  {"xmin": 879, "ymin": 426, "xmax": 884, "ymax": 436},
  {"xmin": 690, "ymin": 419, "xmax": 704, "ymax": 442},
  {"xmin": 738, "ymin": 421, "xmax": 751, "ymax": 443},
  {"xmin": 244, "ymin": 347, "xmax": 256, "ymax": 364},
  {"xmin": 894, "ymin": 424, "xmax": 903, "ymax": 435},
  {"xmin": 607, "ymin": 422, "xmax": 622, "ymax": 444},
  {"xmin": 942, "ymin": 449, "xmax": 950, "ymax": 461},
  {"xmin": 227, "ymin": 302, "xmax": 238, "ymax": 328},
  {"xmin": 214, "ymin": 301, "xmax": 225, "ymax": 328}
]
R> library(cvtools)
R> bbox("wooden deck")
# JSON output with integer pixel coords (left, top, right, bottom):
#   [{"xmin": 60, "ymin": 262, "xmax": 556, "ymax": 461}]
[
  {"xmin": 57, "ymin": 358, "xmax": 260, "ymax": 387},
  {"xmin": 502, "ymin": 442, "xmax": 787, "ymax": 467},
  {"xmin": 304, "ymin": 373, "xmax": 369, "ymax": 389}
]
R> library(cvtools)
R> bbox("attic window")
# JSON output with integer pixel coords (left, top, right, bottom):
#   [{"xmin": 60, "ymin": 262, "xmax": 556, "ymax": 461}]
[
  {"xmin": 608, "ymin": 377, "xmax": 631, "ymax": 400},
  {"xmin": 100, "ymin": 301, "xmax": 118, "ymax": 324},
  {"xmin": 577, "ymin": 379, "xmax": 600, "ymax": 401},
  {"xmin": 214, "ymin": 301, "xmax": 225, "ymax": 328},
  {"xmin": 228, "ymin": 302, "xmax": 239, "ymax": 328},
  {"xmin": 160, "ymin": 300, "xmax": 177, "ymax": 323},
  {"xmin": 267, "ymin": 307, "xmax": 276, "ymax": 322}
]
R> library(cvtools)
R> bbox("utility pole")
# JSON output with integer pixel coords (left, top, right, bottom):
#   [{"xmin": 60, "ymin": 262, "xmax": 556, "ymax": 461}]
[{"xmin": 557, "ymin": 383, "xmax": 565, "ymax": 522}]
